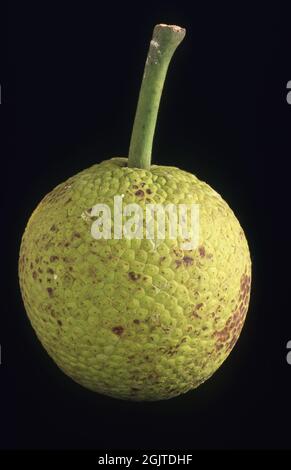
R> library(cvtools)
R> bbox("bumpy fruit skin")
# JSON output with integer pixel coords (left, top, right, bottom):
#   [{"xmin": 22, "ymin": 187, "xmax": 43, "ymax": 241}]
[{"xmin": 19, "ymin": 158, "xmax": 251, "ymax": 401}]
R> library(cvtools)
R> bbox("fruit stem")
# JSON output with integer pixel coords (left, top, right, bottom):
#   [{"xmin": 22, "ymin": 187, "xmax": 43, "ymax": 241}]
[{"xmin": 128, "ymin": 24, "xmax": 186, "ymax": 170}]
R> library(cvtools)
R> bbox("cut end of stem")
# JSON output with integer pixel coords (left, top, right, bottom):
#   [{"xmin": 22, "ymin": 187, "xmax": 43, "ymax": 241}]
[
  {"xmin": 154, "ymin": 23, "xmax": 186, "ymax": 39},
  {"xmin": 128, "ymin": 23, "xmax": 186, "ymax": 170}
]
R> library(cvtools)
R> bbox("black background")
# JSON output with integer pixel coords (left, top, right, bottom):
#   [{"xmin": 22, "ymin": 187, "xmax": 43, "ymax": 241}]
[{"xmin": 1, "ymin": 1, "xmax": 291, "ymax": 450}]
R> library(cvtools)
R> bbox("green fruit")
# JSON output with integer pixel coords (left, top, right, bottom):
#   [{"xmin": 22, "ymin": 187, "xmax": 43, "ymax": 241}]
[{"xmin": 19, "ymin": 25, "xmax": 251, "ymax": 401}]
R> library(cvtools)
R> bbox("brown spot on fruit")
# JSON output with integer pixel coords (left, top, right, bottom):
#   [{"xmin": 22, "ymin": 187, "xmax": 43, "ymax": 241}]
[
  {"xmin": 32, "ymin": 271, "xmax": 37, "ymax": 279},
  {"xmin": 146, "ymin": 188, "xmax": 152, "ymax": 194},
  {"xmin": 175, "ymin": 260, "xmax": 182, "ymax": 268},
  {"xmin": 47, "ymin": 268, "xmax": 54, "ymax": 275},
  {"xmin": 135, "ymin": 189, "xmax": 144, "ymax": 197},
  {"xmin": 47, "ymin": 287, "xmax": 54, "ymax": 297},
  {"xmin": 214, "ymin": 272, "xmax": 250, "ymax": 352},
  {"xmin": 226, "ymin": 336, "xmax": 238, "ymax": 352},
  {"xmin": 128, "ymin": 272, "xmax": 141, "ymax": 281},
  {"xmin": 166, "ymin": 346, "xmax": 179, "ymax": 356},
  {"xmin": 214, "ymin": 328, "xmax": 230, "ymax": 342},
  {"xmin": 57, "ymin": 320, "xmax": 63, "ymax": 326},
  {"xmin": 192, "ymin": 303, "xmax": 203, "ymax": 319},
  {"xmin": 73, "ymin": 232, "xmax": 81, "ymax": 238},
  {"xmin": 133, "ymin": 319, "xmax": 140, "ymax": 324},
  {"xmin": 198, "ymin": 246, "xmax": 206, "ymax": 257},
  {"xmin": 183, "ymin": 256, "xmax": 193, "ymax": 266},
  {"xmin": 160, "ymin": 256, "xmax": 166, "ymax": 263},
  {"xmin": 112, "ymin": 326, "xmax": 124, "ymax": 336},
  {"xmin": 240, "ymin": 273, "xmax": 251, "ymax": 298},
  {"xmin": 132, "ymin": 184, "xmax": 138, "ymax": 189},
  {"xmin": 192, "ymin": 311, "xmax": 200, "ymax": 319},
  {"xmin": 50, "ymin": 256, "xmax": 59, "ymax": 262},
  {"xmin": 50, "ymin": 224, "xmax": 57, "ymax": 232}
]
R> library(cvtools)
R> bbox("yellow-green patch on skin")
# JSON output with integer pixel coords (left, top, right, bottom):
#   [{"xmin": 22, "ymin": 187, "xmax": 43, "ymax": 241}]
[{"xmin": 19, "ymin": 157, "xmax": 251, "ymax": 401}]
